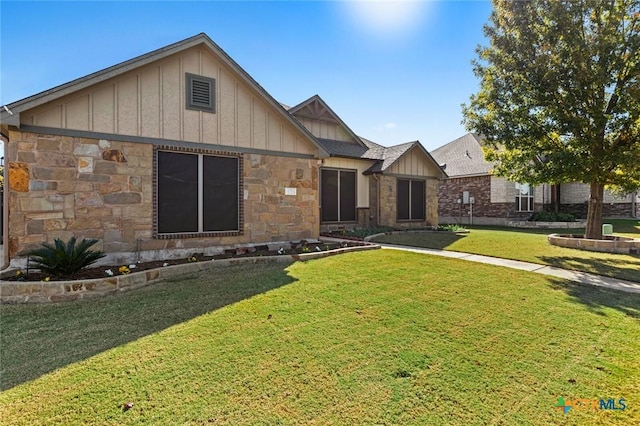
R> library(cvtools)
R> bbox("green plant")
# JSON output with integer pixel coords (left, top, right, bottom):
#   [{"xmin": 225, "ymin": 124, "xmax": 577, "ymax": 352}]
[
  {"xmin": 26, "ymin": 237, "xmax": 106, "ymax": 277},
  {"xmin": 437, "ymin": 224, "xmax": 467, "ymax": 232},
  {"xmin": 529, "ymin": 211, "xmax": 576, "ymax": 222}
]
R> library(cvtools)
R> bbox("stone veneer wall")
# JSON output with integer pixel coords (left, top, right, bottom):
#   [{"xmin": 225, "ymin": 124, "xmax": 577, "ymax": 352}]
[
  {"xmin": 6, "ymin": 131, "xmax": 318, "ymax": 267},
  {"xmin": 377, "ymin": 175, "xmax": 438, "ymax": 228}
]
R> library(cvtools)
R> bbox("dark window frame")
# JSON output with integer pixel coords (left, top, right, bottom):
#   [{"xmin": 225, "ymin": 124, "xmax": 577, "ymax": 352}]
[
  {"xmin": 320, "ymin": 167, "xmax": 357, "ymax": 223},
  {"xmin": 397, "ymin": 178, "xmax": 426, "ymax": 221},
  {"xmin": 154, "ymin": 147, "xmax": 243, "ymax": 238},
  {"xmin": 186, "ymin": 73, "xmax": 216, "ymax": 113}
]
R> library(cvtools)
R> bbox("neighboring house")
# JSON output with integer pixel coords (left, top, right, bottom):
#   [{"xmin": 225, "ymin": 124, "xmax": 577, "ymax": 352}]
[
  {"xmin": 432, "ymin": 133, "xmax": 639, "ymax": 225},
  {"xmin": 0, "ymin": 33, "xmax": 445, "ymax": 269}
]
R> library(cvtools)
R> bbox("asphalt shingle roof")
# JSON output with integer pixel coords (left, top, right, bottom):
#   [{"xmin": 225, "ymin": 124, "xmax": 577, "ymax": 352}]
[
  {"xmin": 316, "ymin": 138, "xmax": 370, "ymax": 159},
  {"xmin": 363, "ymin": 141, "xmax": 417, "ymax": 174},
  {"xmin": 430, "ymin": 133, "xmax": 492, "ymax": 177}
]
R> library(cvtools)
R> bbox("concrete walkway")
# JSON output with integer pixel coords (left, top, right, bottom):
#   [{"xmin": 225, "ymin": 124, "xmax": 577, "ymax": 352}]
[{"xmin": 378, "ymin": 243, "xmax": 640, "ymax": 294}]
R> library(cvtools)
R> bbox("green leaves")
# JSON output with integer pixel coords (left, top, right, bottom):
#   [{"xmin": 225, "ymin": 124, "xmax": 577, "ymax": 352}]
[
  {"xmin": 27, "ymin": 237, "xmax": 106, "ymax": 277},
  {"xmin": 463, "ymin": 0, "xmax": 640, "ymax": 237},
  {"xmin": 464, "ymin": 0, "xmax": 640, "ymax": 186}
]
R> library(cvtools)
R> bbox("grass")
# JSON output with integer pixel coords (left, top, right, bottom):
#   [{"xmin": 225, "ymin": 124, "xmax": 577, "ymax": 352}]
[
  {"xmin": 1, "ymin": 250, "xmax": 639, "ymax": 425},
  {"xmin": 372, "ymin": 219, "xmax": 640, "ymax": 283}
]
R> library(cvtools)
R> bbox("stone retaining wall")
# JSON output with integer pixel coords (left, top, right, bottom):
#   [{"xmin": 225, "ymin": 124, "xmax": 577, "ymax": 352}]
[
  {"xmin": 0, "ymin": 243, "xmax": 379, "ymax": 304},
  {"xmin": 548, "ymin": 234, "xmax": 640, "ymax": 254},
  {"xmin": 508, "ymin": 221, "xmax": 586, "ymax": 229}
]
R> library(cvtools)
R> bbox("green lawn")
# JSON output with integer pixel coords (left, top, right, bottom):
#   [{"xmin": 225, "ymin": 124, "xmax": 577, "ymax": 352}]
[
  {"xmin": 1, "ymin": 251, "xmax": 639, "ymax": 425},
  {"xmin": 372, "ymin": 220, "xmax": 640, "ymax": 283}
]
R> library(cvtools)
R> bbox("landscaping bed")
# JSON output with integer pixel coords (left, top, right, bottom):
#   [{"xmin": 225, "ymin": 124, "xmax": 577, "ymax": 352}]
[
  {"xmin": 4, "ymin": 240, "xmax": 369, "ymax": 283},
  {"xmin": 0, "ymin": 240, "xmax": 379, "ymax": 304}
]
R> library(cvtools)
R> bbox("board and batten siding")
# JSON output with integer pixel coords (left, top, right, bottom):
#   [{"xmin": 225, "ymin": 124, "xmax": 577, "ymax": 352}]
[
  {"xmin": 322, "ymin": 157, "xmax": 376, "ymax": 208},
  {"xmin": 20, "ymin": 46, "xmax": 316, "ymax": 156},
  {"xmin": 295, "ymin": 117, "xmax": 355, "ymax": 143},
  {"xmin": 386, "ymin": 147, "xmax": 441, "ymax": 178}
]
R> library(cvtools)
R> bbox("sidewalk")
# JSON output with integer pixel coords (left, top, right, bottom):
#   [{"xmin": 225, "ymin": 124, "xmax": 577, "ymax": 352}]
[{"xmin": 378, "ymin": 243, "xmax": 640, "ymax": 294}]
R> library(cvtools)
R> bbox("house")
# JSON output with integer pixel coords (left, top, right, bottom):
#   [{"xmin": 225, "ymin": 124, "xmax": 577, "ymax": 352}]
[
  {"xmin": 432, "ymin": 133, "xmax": 639, "ymax": 225},
  {"xmin": 0, "ymin": 33, "xmax": 445, "ymax": 269},
  {"xmin": 286, "ymin": 95, "xmax": 445, "ymax": 230}
]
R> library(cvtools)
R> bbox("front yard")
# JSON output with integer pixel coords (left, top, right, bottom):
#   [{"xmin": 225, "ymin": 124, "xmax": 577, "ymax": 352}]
[
  {"xmin": 371, "ymin": 219, "xmax": 640, "ymax": 282},
  {"xmin": 1, "ymin": 250, "xmax": 638, "ymax": 425}
]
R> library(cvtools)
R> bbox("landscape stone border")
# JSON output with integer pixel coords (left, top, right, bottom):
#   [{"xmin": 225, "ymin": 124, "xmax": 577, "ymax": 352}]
[
  {"xmin": 0, "ymin": 242, "xmax": 379, "ymax": 304},
  {"xmin": 508, "ymin": 221, "xmax": 586, "ymax": 229},
  {"xmin": 548, "ymin": 233, "xmax": 640, "ymax": 255}
]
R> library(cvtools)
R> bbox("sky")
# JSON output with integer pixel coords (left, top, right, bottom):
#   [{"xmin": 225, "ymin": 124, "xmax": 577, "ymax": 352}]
[{"xmin": 0, "ymin": 0, "xmax": 493, "ymax": 152}]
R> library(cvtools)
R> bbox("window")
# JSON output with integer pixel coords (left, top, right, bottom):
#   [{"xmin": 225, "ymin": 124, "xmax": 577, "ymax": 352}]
[
  {"xmin": 186, "ymin": 73, "xmax": 215, "ymax": 112},
  {"xmin": 321, "ymin": 169, "xmax": 356, "ymax": 222},
  {"xmin": 397, "ymin": 179, "xmax": 426, "ymax": 220},
  {"xmin": 157, "ymin": 150, "xmax": 239, "ymax": 235},
  {"xmin": 515, "ymin": 183, "xmax": 534, "ymax": 212}
]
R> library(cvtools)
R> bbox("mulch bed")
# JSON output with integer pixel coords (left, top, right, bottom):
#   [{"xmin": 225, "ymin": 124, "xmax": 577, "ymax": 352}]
[{"xmin": 6, "ymin": 241, "xmax": 366, "ymax": 282}]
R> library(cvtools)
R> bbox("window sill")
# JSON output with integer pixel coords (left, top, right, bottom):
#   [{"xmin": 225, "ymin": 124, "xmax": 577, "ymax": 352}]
[{"xmin": 155, "ymin": 230, "xmax": 243, "ymax": 239}]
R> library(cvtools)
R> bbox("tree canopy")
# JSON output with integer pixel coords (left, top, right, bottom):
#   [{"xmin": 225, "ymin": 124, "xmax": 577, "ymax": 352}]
[{"xmin": 463, "ymin": 0, "xmax": 640, "ymax": 238}]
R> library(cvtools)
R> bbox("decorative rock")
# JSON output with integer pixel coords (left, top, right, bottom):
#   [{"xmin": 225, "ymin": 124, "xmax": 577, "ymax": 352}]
[
  {"xmin": 102, "ymin": 149, "xmax": 127, "ymax": 163},
  {"xmin": 9, "ymin": 162, "xmax": 29, "ymax": 192},
  {"xmin": 77, "ymin": 157, "xmax": 94, "ymax": 173}
]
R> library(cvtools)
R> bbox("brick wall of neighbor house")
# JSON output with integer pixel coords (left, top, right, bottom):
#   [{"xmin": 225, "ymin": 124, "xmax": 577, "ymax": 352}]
[
  {"xmin": 6, "ymin": 131, "xmax": 318, "ymax": 265},
  {"xmin": 439, "ymin": 176, "xmax": 517, "ymax": 218},
  {"xmin": 439, "ymin": 175, "xmax": 545, "ymax": 224},
  {"xmin": 377, "ymin": 175, "xmax": 438, "ymax": 228},
  {"xmin": 558, "ymin": 203, "xmax": 634, "ymax": 219},
  {"xmin": 557, "ymin": 183, "xmax": 638, "ymax": 218}
]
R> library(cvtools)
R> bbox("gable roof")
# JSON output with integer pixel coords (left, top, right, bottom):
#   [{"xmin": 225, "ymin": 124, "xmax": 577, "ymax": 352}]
[
  {"xmin": 286, "ymin": 96, "xmax": 445, "ymax": 177},
  {"xmin": 0, "ymin": 33, "xmax": 328, "ymax": 157},
  {"xmin": 362, "ymin": 139, "xmax": 447, "ymax": 178},
  {"xmin": 288, "ymin": 95, "xmax": 366, "ymax": 148},
  {"xmin": 430, "ymin": 133, "xmax": 492, "ymax": 177}
]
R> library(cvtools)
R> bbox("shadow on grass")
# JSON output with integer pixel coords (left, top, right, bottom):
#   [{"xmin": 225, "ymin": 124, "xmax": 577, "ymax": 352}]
[
  {"xmin": 546, "ymin": 277, "xmax": 640, "ymax": 323},
  {"xmin": 372, "ymin": 232, "xmax": 468, "ymax": 250},
  {"xmin": 0, "ymin": 262, "xmax": 297, "ymax": 391},
  {"xmin": 538, "ymin": 254, "xmax": 640, "ymax": 283}
]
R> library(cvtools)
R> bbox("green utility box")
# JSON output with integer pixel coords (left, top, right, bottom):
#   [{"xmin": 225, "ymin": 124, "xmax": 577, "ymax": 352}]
[{"xmin": 602, "ymin": 224, "xmax": 613, "ymax": 235}]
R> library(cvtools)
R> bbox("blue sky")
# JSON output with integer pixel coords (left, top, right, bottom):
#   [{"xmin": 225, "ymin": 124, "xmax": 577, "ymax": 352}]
[{"xmin": 0, "ymin": 1, "xmax": 492, "ymax": 151}]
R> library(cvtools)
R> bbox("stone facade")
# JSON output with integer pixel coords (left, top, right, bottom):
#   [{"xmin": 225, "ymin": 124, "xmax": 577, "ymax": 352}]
[
  {"xmin": 377, "ymin": 175, "xmax": 438, "ymax": 228},
  {"xmin": 6, "ymin": 131, "xmax": 318, "ymax": 266}
]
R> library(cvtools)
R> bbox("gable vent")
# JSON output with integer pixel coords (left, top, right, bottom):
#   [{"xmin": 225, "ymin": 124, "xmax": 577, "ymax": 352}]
[{"xmin": 186, "ymin": 73, "xmax": 215, "ymax": 113}]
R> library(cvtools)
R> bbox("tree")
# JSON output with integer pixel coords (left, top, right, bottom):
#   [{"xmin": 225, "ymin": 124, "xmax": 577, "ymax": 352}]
[{"xmin": 463, "ymin": 0, "xmax": 640, "ymax": 239}]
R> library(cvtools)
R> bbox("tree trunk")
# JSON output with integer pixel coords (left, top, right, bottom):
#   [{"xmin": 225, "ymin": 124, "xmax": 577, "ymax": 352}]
[{"xmin": 585, "ymin": 182, "xmax": 604, "ymax": 239}]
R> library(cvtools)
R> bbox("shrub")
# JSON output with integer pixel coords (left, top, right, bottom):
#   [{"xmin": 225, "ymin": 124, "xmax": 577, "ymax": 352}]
[
  {"xmin": 27, "ymin": 237, "xmax": 106, "ymax": 277},
  {"xmin": 529, "ymin": 211, "xmax": 575, "ymax": 222},
  {"xmin": 437, "ymin": 224, "xmax": 467, "ymax": 232}
]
